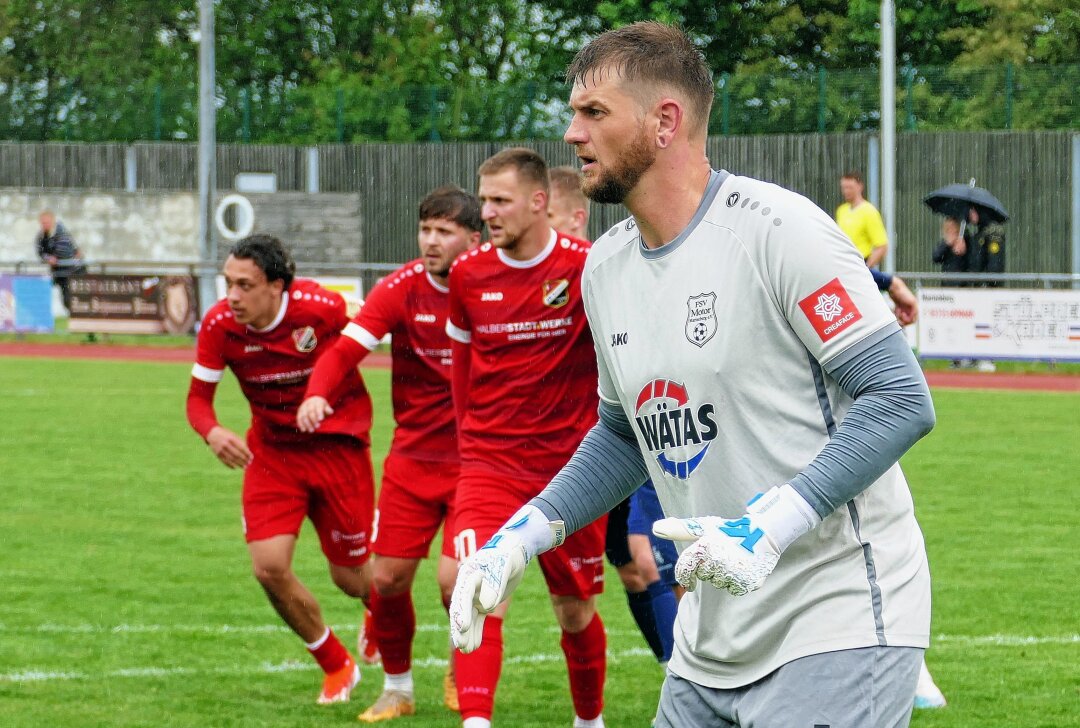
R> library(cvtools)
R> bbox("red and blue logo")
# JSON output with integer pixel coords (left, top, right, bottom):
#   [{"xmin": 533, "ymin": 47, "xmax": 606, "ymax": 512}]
[{"xmin": 634, "ymin": 378, "xmax": 717, "ymax": 480}]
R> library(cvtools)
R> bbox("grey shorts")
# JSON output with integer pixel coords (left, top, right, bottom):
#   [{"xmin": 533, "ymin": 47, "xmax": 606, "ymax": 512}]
[{"xmin": 655, "ymin": 646, "xmax": 923, "ymax": 728}]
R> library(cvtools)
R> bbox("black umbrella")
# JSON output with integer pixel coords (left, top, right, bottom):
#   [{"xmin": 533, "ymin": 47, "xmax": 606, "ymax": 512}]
[{"xmin": 924, "ymin": 182, "xmax": 1009, "ymax": 223}]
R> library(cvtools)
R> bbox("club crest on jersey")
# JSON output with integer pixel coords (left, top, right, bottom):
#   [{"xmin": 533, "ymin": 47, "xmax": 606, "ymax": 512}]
[
  {"xmin": 542, "ymin": 278, "xmax": 570, "ymax": 308},
  {"xmin": 685, "ymin": 292, "xmax": 718, "ymax": 347},
  {"xmin": 292, "ymin": 326, "xmax": 317, "ymax": 353},
  {"xmin": 634, "ymin": 378, "xmax": 718, "ymax": 480}
]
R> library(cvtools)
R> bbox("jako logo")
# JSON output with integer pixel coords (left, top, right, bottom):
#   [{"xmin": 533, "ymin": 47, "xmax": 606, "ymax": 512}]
[
  {"xmin": 634, "ymin": 378, "xmax": 717, "ymax": 480},
  {"xmin": 414, "ymin": 313, "xmax": 437, "ymax": 323},
  {"xmin": 481, "ymin": 291, "xmax": 504, "ymax": 302}
]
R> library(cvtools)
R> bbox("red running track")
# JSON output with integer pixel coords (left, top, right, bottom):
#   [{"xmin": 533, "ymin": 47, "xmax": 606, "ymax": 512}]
[{"xmin": 1, "ymin": 342, "xmax": 1077, "ymax": 392}]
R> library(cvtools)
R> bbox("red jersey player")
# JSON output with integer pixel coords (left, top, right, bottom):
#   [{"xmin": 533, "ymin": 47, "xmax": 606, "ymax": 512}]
[
  {"xmin": 297, "ymin": 186, "xmax": 483, "ymax": 722},
  {"xmin": 185, "ymin": 235, "xmax": 374, "ymax": 705},
  {"xmin": 445, "ymin": 148, "xmax": 608, "ymax": 728}
]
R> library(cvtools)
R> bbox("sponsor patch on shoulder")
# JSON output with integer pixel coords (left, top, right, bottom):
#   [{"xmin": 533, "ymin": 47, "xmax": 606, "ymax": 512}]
[{"xmin": 798, "ymin": 278, "xmax": 862, "ymax": 342}]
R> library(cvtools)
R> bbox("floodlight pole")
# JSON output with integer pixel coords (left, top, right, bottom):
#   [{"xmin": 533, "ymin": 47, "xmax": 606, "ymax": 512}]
[
  {"xmin": 197, "ymin": 0, "xmax": 217, "ymax": 315},
  {"xmin": 880, "ymin": 0, "xmax": 897, "ymax": 274}
]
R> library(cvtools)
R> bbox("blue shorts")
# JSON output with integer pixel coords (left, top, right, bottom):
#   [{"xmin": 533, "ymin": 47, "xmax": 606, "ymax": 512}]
[{"xmin": 628, "ymin": 480, "xmax": 679, "ymax": 587}]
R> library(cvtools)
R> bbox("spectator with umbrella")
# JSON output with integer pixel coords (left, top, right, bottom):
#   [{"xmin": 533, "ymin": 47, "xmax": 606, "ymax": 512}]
[
  {"xmin": 925, "ymin": 180, "xmax": 1009, "ymax": 287},
  {"xmin": 925, "ymin": 181, "xmax": 1007, "ymax": 371}
]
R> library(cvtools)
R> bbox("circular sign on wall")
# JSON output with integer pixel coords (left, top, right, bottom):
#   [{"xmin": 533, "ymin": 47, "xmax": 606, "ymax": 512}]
[{"xmin": 214, "ymin": 194, "xmax": 255, "ymax": 241}]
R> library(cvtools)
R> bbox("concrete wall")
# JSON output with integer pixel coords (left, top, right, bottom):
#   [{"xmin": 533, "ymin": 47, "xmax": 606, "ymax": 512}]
[
  {"xmin": 0, "ymin": 189, "xmax": 199, "ymax": 262},
  {"xmin": 0, "ymin": 189, "xmax": 362, "ymax": 265}
]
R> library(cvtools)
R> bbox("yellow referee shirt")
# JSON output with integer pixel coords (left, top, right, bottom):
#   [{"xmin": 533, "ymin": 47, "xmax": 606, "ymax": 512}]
[{"xmin": 835, "ymin": 201, "xmax": 887, "ymax": 260}]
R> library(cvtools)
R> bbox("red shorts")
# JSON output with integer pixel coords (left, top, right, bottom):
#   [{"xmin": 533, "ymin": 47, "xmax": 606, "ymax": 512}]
[
  {"xmin": 372, "ymin": 453, "xmax": 459, "ymax": 559},
  {"xmin": 454, "ymin": 473, "xmax": 606, "ymax": 599},
  {"xmin": 243, "ymin": 434, "xmax": 375, "ymax": 567}
]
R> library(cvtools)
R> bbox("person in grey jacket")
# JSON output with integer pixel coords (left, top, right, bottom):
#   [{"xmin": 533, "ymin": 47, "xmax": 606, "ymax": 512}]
[{"xmin": 35, "ymin": 210, "xmax": 85, "ymax": 313}]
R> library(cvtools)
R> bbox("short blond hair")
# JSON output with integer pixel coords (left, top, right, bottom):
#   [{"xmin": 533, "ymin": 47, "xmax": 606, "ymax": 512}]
[
  {"xmin": 548, "ymin": 166, "xmax": 588, "ymax": 210},
  {"xmin": 477, "ymin": 147, "xmax": 549, "ymax": 193}
]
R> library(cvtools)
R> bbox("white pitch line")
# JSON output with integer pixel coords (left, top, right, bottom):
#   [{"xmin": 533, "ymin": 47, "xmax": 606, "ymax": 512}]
[
  {"xmin": 934, "ymin": 633, "xmax": 1080, "ymax": 646},
  {"xmin": 0, "ymin": 648, "xmax": 655, "ymax": 684},
  {"xmin": 2, "ymin": 632, "xmax": 1076, "ymax": 684}
]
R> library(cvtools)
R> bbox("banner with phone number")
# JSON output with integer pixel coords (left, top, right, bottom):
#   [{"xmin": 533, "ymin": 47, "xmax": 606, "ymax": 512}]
[{"xmin": 917, "ymin": 287, "xmax": 1080, "ymax": 361}]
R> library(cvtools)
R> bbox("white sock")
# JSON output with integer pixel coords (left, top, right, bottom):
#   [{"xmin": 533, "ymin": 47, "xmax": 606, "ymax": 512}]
[
  {"xmin": 462, "ymin": 718, "xmax": 492, "ymax": 728},
  {"xmin": 383, "ymin": 669, "xmax": 414, "ymax": 694},
  {"xmin": 304, "ymin": 626, "xmax": 331, "ymax": 651},
  {"xmin": 574, "ymin": 717, "xmax": 605, "ymax": 728}
]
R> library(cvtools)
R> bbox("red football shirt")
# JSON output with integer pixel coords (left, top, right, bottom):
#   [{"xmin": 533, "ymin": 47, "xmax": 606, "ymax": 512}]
[
  {"xmin": 192, "ymin": 278, "xmax": 372, "ymax": 445},
  {"xmin": 446, "ymin": 229, "xmax": 598, "ymax": 480},
  {"xmin": 341, "ymin": 259, "xmax": 457, "ymax": 462}
]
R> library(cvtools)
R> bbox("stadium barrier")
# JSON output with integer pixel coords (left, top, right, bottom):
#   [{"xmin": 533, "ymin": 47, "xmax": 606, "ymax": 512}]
[
  {"xmin": 5, "ymin": 260, "xmax": 1079, "ymax": 363},
  {"xmin": 900, "ymin": 272, "xmax": 1080, "ymax": 363},
  {"xmin": 0, "ymin": 260, "xmax": 401, "ymax": 335}
]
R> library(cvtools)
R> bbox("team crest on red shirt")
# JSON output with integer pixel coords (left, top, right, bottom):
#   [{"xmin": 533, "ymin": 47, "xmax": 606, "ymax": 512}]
[
  {"xmin": 292, "ymin": 326, "xmax": 318, "ymax": 353},
  {"xmin": 542, "ymin": 278, "xmax": 570, "ymax": 308}
]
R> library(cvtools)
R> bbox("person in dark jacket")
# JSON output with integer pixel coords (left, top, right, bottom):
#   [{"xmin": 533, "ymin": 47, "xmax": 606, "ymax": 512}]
[
  {"xmin": 34, "ymin": 210, "xmax": 85, "ymax": 313},
  {"xmin": 932, "ymin": 217, "xmax": 969, "ymax": 287},
  {"xmin": 965, "ymin": 207, "xmax": 1006, "ymax": 287}
]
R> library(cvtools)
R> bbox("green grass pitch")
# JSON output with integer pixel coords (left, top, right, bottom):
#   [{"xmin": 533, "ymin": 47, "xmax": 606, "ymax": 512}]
[{"xmin": 0, "ymin": 357, "xmax": 1076, "ymax": 727}]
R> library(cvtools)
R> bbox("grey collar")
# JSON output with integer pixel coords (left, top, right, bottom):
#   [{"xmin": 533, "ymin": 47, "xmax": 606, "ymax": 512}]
[{"xmin": 638, "ymin": 169, "xmax": 729, "ymax": 260}]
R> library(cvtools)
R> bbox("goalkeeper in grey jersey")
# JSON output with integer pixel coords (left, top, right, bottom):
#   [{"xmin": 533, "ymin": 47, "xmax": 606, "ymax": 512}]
[{"xmin": 451, "ymin": 22, "xmax": 936, "ymax": 728}]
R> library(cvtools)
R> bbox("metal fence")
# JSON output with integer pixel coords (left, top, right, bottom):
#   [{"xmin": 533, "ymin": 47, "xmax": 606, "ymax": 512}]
[{"xmin": 1, "ymin": 130, "xmax": 1076, "ymax": 275}]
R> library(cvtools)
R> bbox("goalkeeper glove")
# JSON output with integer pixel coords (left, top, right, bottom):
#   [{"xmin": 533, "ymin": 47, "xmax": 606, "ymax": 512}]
[
  {"xmin": 652, "ymin": 484, "xmax": 820, "ymax": 596},
  {"xmin": 449, "ymin": 504, "xmax": 566, "ymax": 653}
]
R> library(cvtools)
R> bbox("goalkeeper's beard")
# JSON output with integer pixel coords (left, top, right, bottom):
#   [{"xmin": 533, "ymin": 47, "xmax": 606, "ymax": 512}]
[{"xmin": 583, "ymin": 125, "xmax": 656, "ymax": 205}]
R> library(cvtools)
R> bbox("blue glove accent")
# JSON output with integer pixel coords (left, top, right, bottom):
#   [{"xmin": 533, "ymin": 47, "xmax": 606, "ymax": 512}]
[{"xmin": 718, "ymin": 517, "xmax": 765, "ymax": 553}]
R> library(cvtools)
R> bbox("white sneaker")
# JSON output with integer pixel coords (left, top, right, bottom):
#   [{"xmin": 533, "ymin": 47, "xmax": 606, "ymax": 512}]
[
  {"xmin": 914, "ymin": 659, "xmax": 947, "ymax": 709},
  {"xmin": 975, "ymin": 360, "xmax": 997, "ymax": 373}
]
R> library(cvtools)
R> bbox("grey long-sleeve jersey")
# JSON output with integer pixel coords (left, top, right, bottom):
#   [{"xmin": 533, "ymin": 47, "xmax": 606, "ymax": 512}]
[{"xmin": 531, "ymin": 328, "xmax": 934, "ymax": 531}]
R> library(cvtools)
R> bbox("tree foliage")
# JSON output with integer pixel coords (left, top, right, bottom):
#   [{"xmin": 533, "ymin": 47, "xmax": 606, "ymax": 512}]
[{"xmin": 0, "ymin": 0, "xmax": 1077, "ymax": 142}]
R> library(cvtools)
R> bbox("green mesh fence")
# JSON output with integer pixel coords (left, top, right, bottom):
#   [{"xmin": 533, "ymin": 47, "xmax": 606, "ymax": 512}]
[{"xmin": 1, "ymin": 64, "xmax": 1077, "ymax": 143}]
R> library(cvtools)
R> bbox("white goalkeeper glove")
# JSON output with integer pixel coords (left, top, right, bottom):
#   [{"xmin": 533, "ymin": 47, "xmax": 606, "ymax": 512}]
[
  {"xmin": 449, "ymin": 504, "xmax": 566, "ymax": 653},
  {"xmin": 652, "ymin": 485, "xmax": 821, "ymax": 596}
]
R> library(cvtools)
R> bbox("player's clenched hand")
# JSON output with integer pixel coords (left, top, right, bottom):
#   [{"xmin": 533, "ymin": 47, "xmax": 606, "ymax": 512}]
[
  {"xmin": 206, "ymin": 426, "xmax": 253, "ymax": 469},
  {"xmin": 450, "ymin": 505, "xmax": 566, "ymax": 653},
  {"xmin": 653, "ymin": 485, "xmax": 820, "ymax": 596},
  {"xmin": 888, "ymin": 276, "xmax": 919, "ymax": 326},
  {"xmin": 296, "ymin": 396, "xmax": 334, "ymax": 433}
]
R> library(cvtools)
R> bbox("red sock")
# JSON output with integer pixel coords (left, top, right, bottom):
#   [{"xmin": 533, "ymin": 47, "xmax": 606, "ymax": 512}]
[
  {"xmin": 371, "ymin": 589, "xmax": 416, "ymax": 675},
  {"xmin": 561, "ymin": 613, "xmax": 606, "ymax": 720},
  {"xmin": 307, "ymin": 628, "xmax": 350, "ymax": 674},
  {"xmin": 455, "ymin": 616, "xmax": 503, "ymax": 720}
]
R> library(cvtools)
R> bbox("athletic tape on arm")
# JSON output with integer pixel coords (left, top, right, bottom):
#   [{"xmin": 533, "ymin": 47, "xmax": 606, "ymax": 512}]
[
  {"xmin": 530, "ymin": 399, "xmax": 649, "ymax": 534},
  {"xmin": 789, "ymin": 328, "xmax": 936, "ymax": 517}
]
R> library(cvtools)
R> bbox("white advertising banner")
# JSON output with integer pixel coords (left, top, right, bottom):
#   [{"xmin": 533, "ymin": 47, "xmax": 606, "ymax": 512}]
[{"xmin": 917, "ymin": 287, "xmax": 1080, "ymax": 361}]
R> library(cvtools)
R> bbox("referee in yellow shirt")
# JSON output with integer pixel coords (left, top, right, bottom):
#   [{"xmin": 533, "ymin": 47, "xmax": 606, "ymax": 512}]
[{"xmin": 836, "ymin": 171, "xmax": 888, "ymax": 268}]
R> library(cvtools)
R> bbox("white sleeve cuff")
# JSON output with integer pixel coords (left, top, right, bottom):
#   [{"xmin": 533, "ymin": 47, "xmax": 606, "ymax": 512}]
[
  {"xmin": 342, "ymin": 322, "xmax": 381, "ymax": 351},
  {"xmin": 748, "ymin": 484, "xmax": 822, "ymax": 552},
  {"xmin": 445, "ymin": 320, "xmax": 472, "ymax": 344},
  {"xmin": 498, "ymin": 504, "xmax": 566, "ymax": 559},
  {"xmin": 191, "ymin": 363, "xmax": 224, "ymax": 383}
]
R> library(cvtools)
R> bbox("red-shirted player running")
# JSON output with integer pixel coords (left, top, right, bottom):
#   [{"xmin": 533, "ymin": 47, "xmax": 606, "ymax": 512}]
[
  {"xmin": 297, "ymin": 187, "xmax": 483, "ymax": 722},
  {"xmin": 186, "ymin": 235, "xmax": 374, "ymax": 705},
  {"xmin": 445, "ymin": 148, "xmax": 608, "ymax": 728}
]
